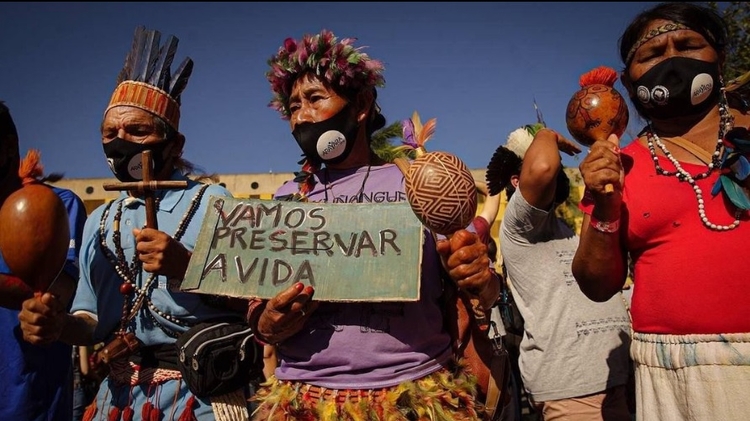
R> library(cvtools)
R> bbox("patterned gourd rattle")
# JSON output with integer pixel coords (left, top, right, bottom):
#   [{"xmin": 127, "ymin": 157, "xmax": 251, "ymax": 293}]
[
  {"xmin": 392, "ymin": 112, "xmax": 477, "ymax": 236},
  {"xmin": 565, "ymin": 66, "xmax": 630, "ymax": 193}
]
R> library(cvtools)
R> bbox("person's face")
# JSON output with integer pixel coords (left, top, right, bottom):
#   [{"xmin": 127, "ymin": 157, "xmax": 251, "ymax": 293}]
[
  {"xmin": 625, "ymin": 19, "xmax": 719, "ymax": 87},
  {"xmin": 288, "ymin": 75, "xmax": 350, "ymax": 131},
  {"xmin": 102, "ymin": 106, "xmax": 172, "ymax": 145},
  {"xmin": 101, "ymin": 106, "xmax": 184, "ymax": 179}
]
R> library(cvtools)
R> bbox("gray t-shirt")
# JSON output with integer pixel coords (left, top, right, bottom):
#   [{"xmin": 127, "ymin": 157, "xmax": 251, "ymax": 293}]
[{"xmin": 500, "ymin": 192, "xmax": 631, "ymax": 402}]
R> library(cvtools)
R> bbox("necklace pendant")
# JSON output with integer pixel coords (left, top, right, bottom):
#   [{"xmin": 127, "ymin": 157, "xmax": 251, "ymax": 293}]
[{"xmin": 119, "ymin": 282, "xmax": 135, "ymax": 295}]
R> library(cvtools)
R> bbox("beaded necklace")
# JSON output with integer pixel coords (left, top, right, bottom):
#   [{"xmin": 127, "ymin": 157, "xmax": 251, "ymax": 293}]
[
  {"xmin": 645, "ymin": 100, "xmax": 742, "ymax": 231},
  {"xmin": 99, "ymin": 184, "xmax": 209, "ymax": 337}
]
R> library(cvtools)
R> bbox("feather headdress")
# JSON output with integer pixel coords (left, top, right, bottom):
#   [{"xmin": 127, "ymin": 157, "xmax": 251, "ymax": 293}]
[
  {"xmin": 485, "ymin": 123, "xmax": 545, "ymax": 195},
  {"xmin": 105, "ymin": 26, "xmax": 193, "ymax": 130},
  {"xmin": 266, "ymin": 29, "xmax": 386, "ymax": 119}
]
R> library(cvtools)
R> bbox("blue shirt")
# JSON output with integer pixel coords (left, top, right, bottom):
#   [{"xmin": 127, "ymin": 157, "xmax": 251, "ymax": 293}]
[
  {"xmin": 70, "ymin": 173, "xmax": 239, "ymax": 419},
  {"xmin": 71, "ymin": 173, "xmax": 236, "ymax": 345},
  {"xmin": 0, "ymin": 186, "xmax": 86, "ymax": 421}
]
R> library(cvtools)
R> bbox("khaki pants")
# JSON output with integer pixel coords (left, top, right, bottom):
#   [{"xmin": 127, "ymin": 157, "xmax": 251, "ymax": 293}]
[
  {"xmin": 532, "ymin": 385, "xmax": 631, "ymax": 421},
  {"xmin": 632, "ymin": 331, "xmax": 750, "ymax": 421}
]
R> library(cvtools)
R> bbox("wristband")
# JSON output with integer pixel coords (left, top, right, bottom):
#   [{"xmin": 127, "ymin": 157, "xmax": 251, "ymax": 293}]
[{"xmin": 590, "ymin": 216, "xmax": 620, "ymax": 233}]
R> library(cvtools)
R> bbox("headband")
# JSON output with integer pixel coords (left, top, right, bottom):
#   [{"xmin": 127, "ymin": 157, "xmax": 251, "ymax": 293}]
[{"xmin": 626, "ymin": 22, "xmax": 690, "ymax": 64}]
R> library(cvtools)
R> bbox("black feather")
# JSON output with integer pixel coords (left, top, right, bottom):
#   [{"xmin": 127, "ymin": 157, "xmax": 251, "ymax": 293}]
[
  {"xmin": 132, "ymin": 28, "xmax": 153, "ymax": 84},
  {"xmin": 485, "ymin": 146, "xmax": 523, "ymax": 196},
  {"xmin": 117, "ymin": 26, "xmax": 146, "ymax": 84},
  {"xmin": 135, "ymin": 30, "xmax": 160, "ymax": 83},
  {"xmin": 150, "ymin": 35, "xmax": 179, "ymax": 89},
  {"xmin": 168, "ymin": 57, "xmax": 194, "ymax": 101}
]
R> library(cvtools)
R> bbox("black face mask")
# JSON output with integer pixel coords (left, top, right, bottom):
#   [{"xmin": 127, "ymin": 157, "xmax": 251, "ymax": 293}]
[
  {"xmin": 291, "ymin": 104, "xmax": 360, "ymax": 165},
  {"xmin": 632, "ymin": 57, "xmax": 721, "ymax": 120},
  {"xmin": 102, "ymin": 137, "xmax": 171, "ymax": 182}
]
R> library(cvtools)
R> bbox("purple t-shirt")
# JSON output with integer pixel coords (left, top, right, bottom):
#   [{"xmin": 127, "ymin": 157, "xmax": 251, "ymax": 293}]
[{"xmin": 273, "ymin": 164, "xmax": 452, "ymax": 388}]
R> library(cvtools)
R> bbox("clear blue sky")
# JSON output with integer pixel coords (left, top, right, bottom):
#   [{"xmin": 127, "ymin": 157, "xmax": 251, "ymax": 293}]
[{"xmin": 1, "ymin": 2, "xmax": 666, "ymax": 179}]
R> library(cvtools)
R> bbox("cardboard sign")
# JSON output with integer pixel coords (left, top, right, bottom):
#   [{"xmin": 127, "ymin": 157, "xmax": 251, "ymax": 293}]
[{"xmin": 182, "ymin": 196, "xmax": 424, "ymax": 301}]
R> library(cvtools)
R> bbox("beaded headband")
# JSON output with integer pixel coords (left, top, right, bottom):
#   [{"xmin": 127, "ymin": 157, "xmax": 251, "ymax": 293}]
[
  {"xmin": 625, "ymin": 22, "xmax": 689, "ymax": 64},
  {"xmin": 266, "ymin": 29, "xmax": 386, "ymax": 119},
  {"xmin": 105, "ymin": 26, "xmax": 194, "ymax": 131}
]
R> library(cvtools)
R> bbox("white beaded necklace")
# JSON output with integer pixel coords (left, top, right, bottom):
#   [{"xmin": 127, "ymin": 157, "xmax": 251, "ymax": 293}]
[{"xmin": 645, "ymin": 101, "xmax": 742, "ymax": 231}]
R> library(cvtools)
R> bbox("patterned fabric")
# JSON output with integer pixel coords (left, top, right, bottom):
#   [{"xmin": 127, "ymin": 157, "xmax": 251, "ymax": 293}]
[
  {"xmin": 108, "ymin": 359, "xmax": 182, "ymax": 387},
  {"xmin": 251, "ymin": 361, "xmax": 486, "ymax": 421}
]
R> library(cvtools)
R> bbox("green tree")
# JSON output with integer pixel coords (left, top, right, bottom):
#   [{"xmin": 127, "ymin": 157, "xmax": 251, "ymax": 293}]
[{"xmin": 707, "ymin": 2, "xmax": 750, "ymax": 81}]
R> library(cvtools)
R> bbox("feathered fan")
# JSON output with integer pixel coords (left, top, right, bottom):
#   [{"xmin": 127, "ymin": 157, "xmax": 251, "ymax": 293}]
[
  {"xmin": 116, "ymin": 25, "xmax": 193, "ymax": 104},
  {"xmin": 485, "ymin": 123, "xmax": 545, "ymax": 196},
  {"xmin": 485, "ymin": 146, "xmax": 522, "ymax": 196}
]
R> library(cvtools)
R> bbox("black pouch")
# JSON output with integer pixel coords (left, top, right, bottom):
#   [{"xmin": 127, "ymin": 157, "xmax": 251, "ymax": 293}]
[
  {"xmin": 174, "ymin": 321, "xmax": 263, "ymax": 398},
  {"xmin": 498, "ymin": 265, "xmax": 525, "ymax": 337}
]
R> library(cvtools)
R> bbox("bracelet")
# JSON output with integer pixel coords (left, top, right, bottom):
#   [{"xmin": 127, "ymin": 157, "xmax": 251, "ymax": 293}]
[{"xmin": 589, "ymin": 216, "xmax": 620, "ymax": 233}]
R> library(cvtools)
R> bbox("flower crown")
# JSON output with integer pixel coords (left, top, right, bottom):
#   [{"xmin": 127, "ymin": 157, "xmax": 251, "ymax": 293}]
[{"xmin": 266, "ymin": 29, "xmax": 386, "ymax": 119}]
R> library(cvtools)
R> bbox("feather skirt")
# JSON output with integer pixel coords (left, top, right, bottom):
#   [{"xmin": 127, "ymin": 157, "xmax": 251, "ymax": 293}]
[{"xmin": 250, "ymin": 360, "xmax": 487, "ymax": 421}]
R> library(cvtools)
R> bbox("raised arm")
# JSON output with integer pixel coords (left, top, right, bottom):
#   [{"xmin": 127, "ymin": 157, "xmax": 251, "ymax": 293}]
[
  {"xmin": 518, "ymin": 128, "xmax": 580, "ymax": 209},
  {"xmin": 571, "ymin": 134, "xmax": 628, "ymax": 301}
]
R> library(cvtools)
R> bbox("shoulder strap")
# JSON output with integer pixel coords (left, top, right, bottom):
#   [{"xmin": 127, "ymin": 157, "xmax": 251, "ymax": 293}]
[{"xmin": 664, "ymin": 136, "xmax": 714, "ymax": 165}]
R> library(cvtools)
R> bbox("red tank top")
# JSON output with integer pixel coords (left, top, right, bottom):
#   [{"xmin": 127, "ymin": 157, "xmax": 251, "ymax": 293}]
[{"xmin": 580, "ymin": 141, "xmax": 750, "ymax": 334}]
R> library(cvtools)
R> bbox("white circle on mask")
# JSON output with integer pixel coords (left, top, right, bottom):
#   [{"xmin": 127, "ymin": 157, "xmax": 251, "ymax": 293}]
[
  {"xmin": 317, "ymin": 130, "xmax": 347, "ymax": 161},
  {"xmin": 636, "ymin": 86, "xmax": 650, "ymax": 104},
  {"xmin": 690, "ymin": 73, "xmax": 714, "ymax": 105},
  {"xmin": 106, "ymin": 158, "xmax": 116, "ymax": 174},
  {"xmin": 650, "ymin": 85, "xmax": 669, "ymax": 105},
  {"xmin": 127, "ymin": 153, "xmax": 144, "ymax": 180}
]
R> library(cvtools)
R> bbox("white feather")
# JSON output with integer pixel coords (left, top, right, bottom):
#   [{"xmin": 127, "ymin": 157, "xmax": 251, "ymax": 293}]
[{"xmin": 506, "ymin": 127, "xmax": 534, "ymax": 159}]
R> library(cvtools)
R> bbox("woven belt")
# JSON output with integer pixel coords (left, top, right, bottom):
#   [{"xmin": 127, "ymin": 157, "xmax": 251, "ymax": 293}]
[{"xmin": 295, "ymin": 383, "xmax": 390, "ymax": 404}]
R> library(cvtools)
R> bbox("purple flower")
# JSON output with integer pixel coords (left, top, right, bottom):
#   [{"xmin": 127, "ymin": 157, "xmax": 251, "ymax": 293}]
[{"xmin": 402, "ymin": 119, "xmax": 417, "ymax": 148}]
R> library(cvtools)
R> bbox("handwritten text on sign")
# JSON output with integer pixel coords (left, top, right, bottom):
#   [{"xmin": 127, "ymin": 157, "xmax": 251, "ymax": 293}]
[{"xmin": 182, "ymin": 197, "xmax": 424, "ymax": 301}]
